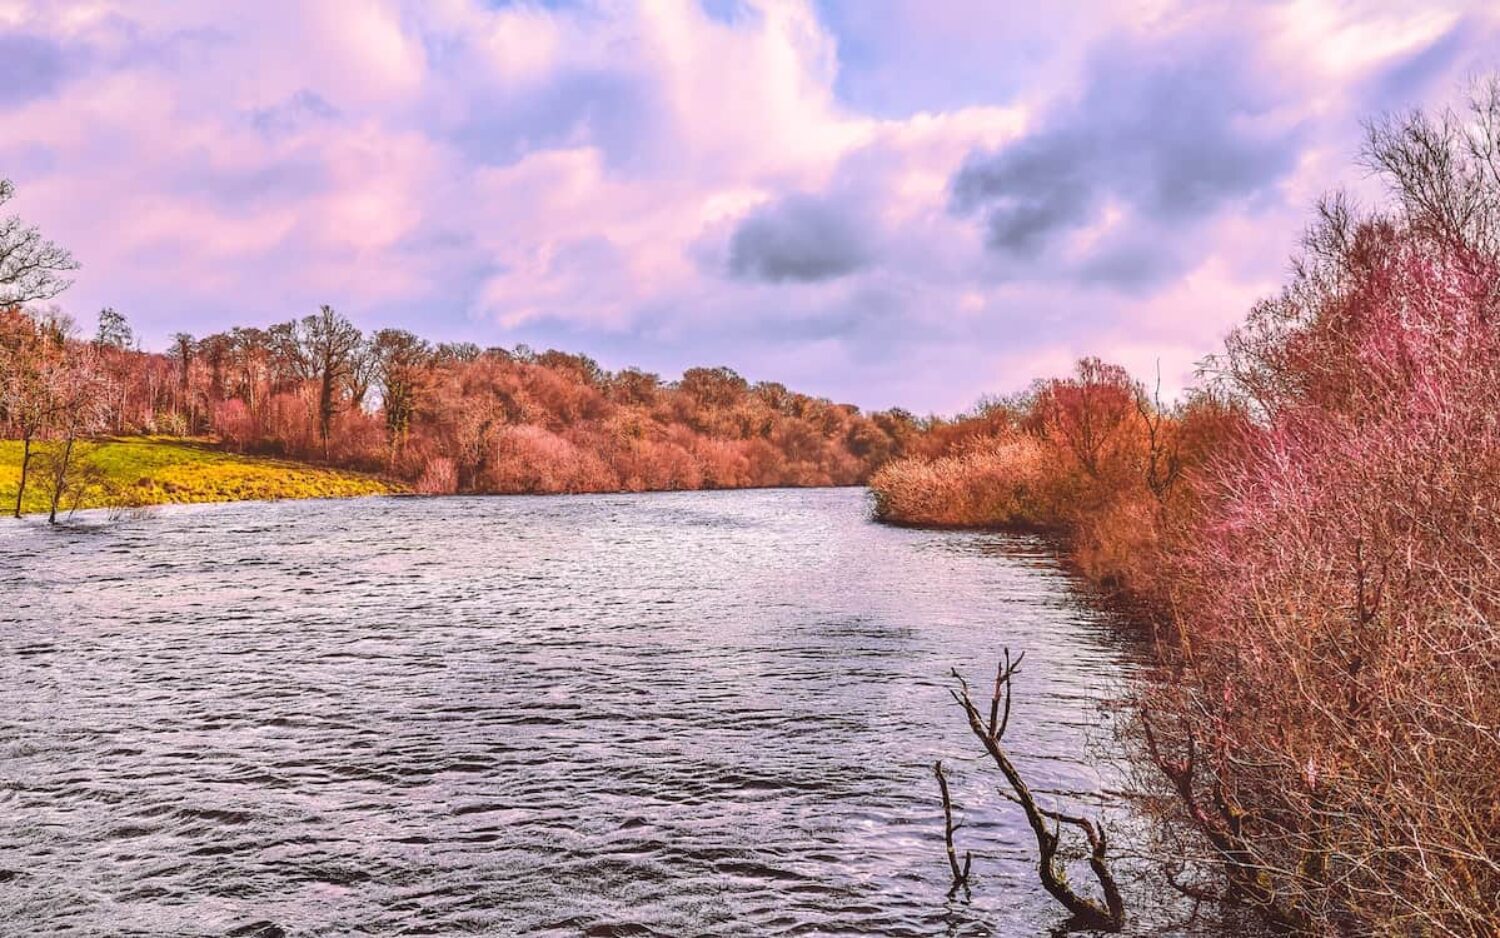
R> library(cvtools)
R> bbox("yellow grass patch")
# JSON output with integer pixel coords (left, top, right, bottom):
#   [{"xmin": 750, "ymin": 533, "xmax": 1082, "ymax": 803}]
[{"xmin": 0, "ymin": 436, "xmax": 402, "ymax": 516}]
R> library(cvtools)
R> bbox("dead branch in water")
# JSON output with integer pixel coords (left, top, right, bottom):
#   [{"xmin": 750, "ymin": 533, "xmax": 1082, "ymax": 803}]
[
  {"xmin": 950, "ymin": 651, "xmax": 1126, "ymax": 931},
  {"xmin": 934, "ymin": 760, "xmax": 972, "ymax": 893}
]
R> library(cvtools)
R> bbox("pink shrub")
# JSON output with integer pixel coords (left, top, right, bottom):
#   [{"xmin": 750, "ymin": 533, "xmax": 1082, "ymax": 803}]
[
  {"xmin": 414, "ymin": 456, "xmax": 458, "ymax": 495},
  {"xmin": 1148, "ymin": 213, "xmax": 1500, "ymax": 934},
  {"xmin": 212, "ymin": 398, "xmax": 254, "ymax": 451}
]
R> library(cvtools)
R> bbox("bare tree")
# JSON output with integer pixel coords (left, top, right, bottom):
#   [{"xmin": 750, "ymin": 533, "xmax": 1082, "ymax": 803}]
[
  {"xmin": 168, "ymin": 332, "xmax": 196, "ymax": 427},
  {"xmin": 266, "ymin": 320, "xmax": 304, "ymax": 394},
  {"xmin": 371, "ymin": 328, "xmax": 430, "ymax": 467},
  {"xmin": 289, "ymin": 305, "xmax": 362, "ymax": 459},
  {"xmin": 346, "ymin": 336, "xmax": 378, "ymax": 412},
  {"xmin": 224, "ymin": 327, "xmax": 265, "ymax": 407},
  {"xmin": 1136, "ymin": 363, "xmax": 1181, "ymax": 503},
  {"xmin": 94, "ymin": 307, "xmax": 133, "ymax": 350},
  {"xmin": 0, "ymin": 179, "xmax": 79, "ymax": 306},
  {"xmin": 1362, "ymin": 76, "xmax": 1500, "ymax": 261},
  {"xmin": 1, "ymin": 311, "xmax": 72, "ymax": 517},
  {"xmin": 38, "ymin": 345, "xmax": 111, "ymax": 523}
]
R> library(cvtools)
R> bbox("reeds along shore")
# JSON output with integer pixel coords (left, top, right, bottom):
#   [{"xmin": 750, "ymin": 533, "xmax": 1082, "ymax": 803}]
[{"xmin": 871, "ymin": 90, "xmax": 1500, "ymax": 935}]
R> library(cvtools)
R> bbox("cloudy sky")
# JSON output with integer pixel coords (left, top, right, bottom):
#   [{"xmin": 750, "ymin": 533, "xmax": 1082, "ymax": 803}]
[{"xmin": 2, "ymin": 1, "xmax": 1495, "ymax": 412}]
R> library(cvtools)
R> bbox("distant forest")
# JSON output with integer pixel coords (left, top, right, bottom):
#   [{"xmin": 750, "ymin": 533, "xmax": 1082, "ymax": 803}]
[{"xmin": 1, "ymin": 302, "xmax": 921, "ymax": 497}]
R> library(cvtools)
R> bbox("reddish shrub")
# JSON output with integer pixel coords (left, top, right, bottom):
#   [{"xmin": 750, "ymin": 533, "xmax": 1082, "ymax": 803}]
[
  {"xmin": 212, "ymin": 398, "xmax": 254, "ymax": 451},
  {"xmin": 1143, "ymin": 221, "xmax": 1500, "ymax": 935},
  {"xmin": 414, "ymin": 456, "xmax": 457, "ymax": 495}
]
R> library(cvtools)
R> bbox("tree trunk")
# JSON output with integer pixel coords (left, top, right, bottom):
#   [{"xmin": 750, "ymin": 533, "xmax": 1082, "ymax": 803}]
[
  {"xmin": 319, "ymin": 369, "xmax": 335, "ymax": 460},
  {"xmin": 14, "ymin": 435, "xmax": 32, "ymax": 518},
  {"xmin": 951, "ymin": 657, "xmax": 1126, "ymax": 931},
  {"xmin": 47, "ymin": 436, "xmax": 75, "ymax": 525}
]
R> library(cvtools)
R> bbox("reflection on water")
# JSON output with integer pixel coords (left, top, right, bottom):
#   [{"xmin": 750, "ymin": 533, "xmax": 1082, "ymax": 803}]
[{"xmin": 1, "ymin": 488, "xmax": 1233, "ymax": 935}]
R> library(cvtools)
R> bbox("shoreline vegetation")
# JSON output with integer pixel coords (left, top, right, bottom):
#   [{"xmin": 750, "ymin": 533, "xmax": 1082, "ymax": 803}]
[
  {"xmin": 0, "ymin": 434, "xmax": 887, "ymax": 519},
  {"xmin": 871, "ymin": 88, "xmax": 1500, "ymax": 933},
  {"xmin": 0, "ymin": 303, "xmax": 917, "ymax": 519}
]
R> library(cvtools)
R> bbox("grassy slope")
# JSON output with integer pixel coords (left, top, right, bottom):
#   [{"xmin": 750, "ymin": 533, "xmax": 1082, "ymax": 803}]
[{"xmin": 0, "ymin": 437, "xmax": 401, "ymax": 515}]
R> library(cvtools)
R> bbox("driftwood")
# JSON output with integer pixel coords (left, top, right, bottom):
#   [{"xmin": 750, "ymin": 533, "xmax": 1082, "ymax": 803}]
[
  {"xmin": 934, "ymin": 760, "xmax": 972, "ymax": 892},
  {"xmin": 948, "ymin": 650, "xmax": 1126, "ymax": 931}
]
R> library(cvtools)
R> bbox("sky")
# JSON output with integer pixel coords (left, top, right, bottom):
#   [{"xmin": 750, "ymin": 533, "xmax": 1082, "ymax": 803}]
[{"xmin": 2, "ymin": 0, "xmax": 1496, "ymax": 413}]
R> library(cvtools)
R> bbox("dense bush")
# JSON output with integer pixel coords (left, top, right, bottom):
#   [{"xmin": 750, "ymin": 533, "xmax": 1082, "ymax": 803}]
[
  {"xmin": 1142, "ymin": 173, "xmax": 1500, "ymax": 936},
  {"xmin": 869, "ymin": 357, "xmax": 1206, "ymax": 589},
  {"xmin": 871, "ymin": 434, "xmax": 1051, "ymax": 529}
]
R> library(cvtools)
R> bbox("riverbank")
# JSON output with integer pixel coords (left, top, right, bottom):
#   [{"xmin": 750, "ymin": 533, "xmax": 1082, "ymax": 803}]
[{"xmin": 0, "ymin": 436, "xmax": 401, "ymax": 516}]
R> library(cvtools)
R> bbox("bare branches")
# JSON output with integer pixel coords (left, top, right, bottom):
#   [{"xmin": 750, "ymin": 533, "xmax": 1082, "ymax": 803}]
[
  {"xmin": 1362, "ymin": 77, "xmax": 1500, "ymax": 265},
  {"xmin": 948, "ymin": 653, "xmax": 1126, "ymax": 931},
  {"xmin": 987, "ymin": 648, "xmax": 1023, "ymax": 740},
  {"xmin": 0, "ymin": 179, "xmax": 79, "ymax": 306},
  {"xmin": 933, "ymin": 761, "xmax": 972, "ymax": 893},
  {"xmin": 1138, "ymin": 710, "xmax": 1290, "ymax": 919},
  {"xmin": 1135, "ymin": 364, "xmax": 1182, "ymax": 504}
]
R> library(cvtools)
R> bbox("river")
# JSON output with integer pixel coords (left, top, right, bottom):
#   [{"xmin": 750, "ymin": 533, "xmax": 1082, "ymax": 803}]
[{"xmin": 1, "ymin": 488, "xmax": 1233, "ymax": 935}]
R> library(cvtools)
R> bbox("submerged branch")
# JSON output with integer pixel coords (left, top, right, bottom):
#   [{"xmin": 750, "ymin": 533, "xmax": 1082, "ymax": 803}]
[
  {"xmin": 934, "ymin": 760, "xmax": 972, "ymax": 893},
  {"xmin": 950, "ymin": 652, "xmax": 1126, "ymax": 930}
]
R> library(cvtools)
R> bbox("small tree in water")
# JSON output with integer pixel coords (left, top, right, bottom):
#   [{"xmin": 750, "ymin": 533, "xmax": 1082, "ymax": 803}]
[{"xmin": 38, "ymin": 341, "xmax": 112, "ymax": 523}]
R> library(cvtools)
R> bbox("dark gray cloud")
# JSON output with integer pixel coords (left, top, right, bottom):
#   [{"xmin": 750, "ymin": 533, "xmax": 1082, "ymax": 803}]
[
  {"xmin": 1363, "ymin": 17, "xmax": 1494, "ymax": 113},
  {"xmin": 0, "ymin": 34, "xmax": 66, "ymax": 109},
  {"xmin": 950, "ymin": 129, "xmax": 1095, "ymax": 255},
  {"xmin": 446, "ymin": 69, "xmax": 667, "ymax": 171},
  {"xmin": 726, "ymin": 193, "xmax": 871, "ymax": 283},
  {"xmin": 249, "ymin": 90, "xmax": 340, "ymax": 137},
  {"xmin": 950, "ymin": 35, "xmax": 1302, "ymax": 285}
]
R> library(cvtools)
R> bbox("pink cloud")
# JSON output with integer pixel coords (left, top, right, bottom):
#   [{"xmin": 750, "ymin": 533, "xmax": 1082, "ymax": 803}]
[{"xmin": 1, "ymin": 0, "xmax": 1495, "ymax": 411}]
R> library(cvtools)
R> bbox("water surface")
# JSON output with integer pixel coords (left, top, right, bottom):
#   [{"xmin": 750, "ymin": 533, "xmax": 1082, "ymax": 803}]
[{"xmin": 3, "ymin": 488, "xmax": 1196, "ymax": 935}]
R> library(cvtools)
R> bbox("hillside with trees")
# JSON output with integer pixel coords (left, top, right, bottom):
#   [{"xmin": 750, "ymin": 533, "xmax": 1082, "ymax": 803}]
[{"xmin": 3, "ymin": 283, "xmax": 918, "ymax": 517}]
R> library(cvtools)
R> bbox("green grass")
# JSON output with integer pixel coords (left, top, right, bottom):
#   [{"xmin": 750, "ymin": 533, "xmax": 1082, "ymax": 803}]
[{"xmin": 0, "ymin": 436, "xmax": 403, "ymax": 516}]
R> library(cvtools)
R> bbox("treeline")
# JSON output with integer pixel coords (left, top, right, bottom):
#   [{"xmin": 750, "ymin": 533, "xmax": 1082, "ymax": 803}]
[
  {"xmin": 871, "ymin": 89, "xmax": 1500, "ymax": 933},
  {"xmin": 2, "ymin": 301, "xmax": 922, "ymax": 507}
]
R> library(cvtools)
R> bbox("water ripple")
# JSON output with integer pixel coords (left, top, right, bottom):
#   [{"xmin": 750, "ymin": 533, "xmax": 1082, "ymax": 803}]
[{"xmin": 1, "ymin": 489, "xmax": 1220, "ymax": 935}]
